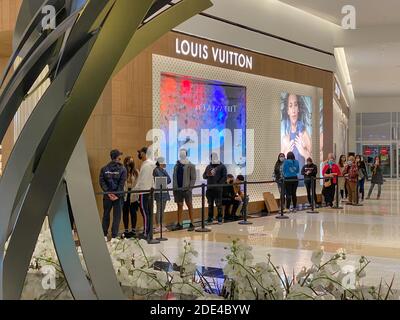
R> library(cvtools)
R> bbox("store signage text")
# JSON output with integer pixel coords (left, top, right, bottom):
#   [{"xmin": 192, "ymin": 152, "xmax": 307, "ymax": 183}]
[{"xmin": 175, "ymin": 38, "xmax": 253, "ymax": 70}]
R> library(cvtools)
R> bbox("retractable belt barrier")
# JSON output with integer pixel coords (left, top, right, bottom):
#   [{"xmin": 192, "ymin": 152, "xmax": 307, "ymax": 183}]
[{"xmin": 95, "ymin": 176, "xmax": 351, "ymax": 243}]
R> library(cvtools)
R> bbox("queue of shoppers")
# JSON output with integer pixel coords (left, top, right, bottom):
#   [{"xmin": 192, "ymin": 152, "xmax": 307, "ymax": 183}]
[{"xmin": 99, "ymin": 147, "xmax": 385, "ymax": 240}]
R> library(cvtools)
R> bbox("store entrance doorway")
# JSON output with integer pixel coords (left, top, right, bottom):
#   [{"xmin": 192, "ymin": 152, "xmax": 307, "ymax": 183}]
[{"xmin": 362, "ymin": 144, "xmax": 392, "ymax": 178}]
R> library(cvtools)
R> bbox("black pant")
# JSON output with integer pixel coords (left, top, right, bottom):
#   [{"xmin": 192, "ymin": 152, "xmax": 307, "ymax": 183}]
[
  {"xmin": 123, "ymin": 193, "xmax": 139, "ymax": 232},
  {"xmin": 285, "ymin": 180, "xmax": 298, "ymax": 209},
  {"xmin": 102, "ymin": 197, "xmax": 122, "ymax": 238},
  {"xmin": 139, "ymin": 193, "xmax": 151, "ymax": 236},
  {"xmin": 222, "ymin": 198, "xmax": 241, "ymax": 219},
  {"xmin": 324, "ymin": 184, "xmax": 336, "ymax": 207},
  {"xmin": 207, "ymin": 188, "xmax": 223, "ymax": 221},
  {"xmin": 304, "ymin": 179, "xmax": 317, "ymax": 205}
]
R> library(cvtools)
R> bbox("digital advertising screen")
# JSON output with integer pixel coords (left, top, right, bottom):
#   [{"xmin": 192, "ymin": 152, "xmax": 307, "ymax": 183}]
[
  {"xmin": 160, "ymin": 73, "xmax": 247, "ymax": 188},
  {"xmin": 280, "ymin": 92, "xmax": 313, "ymax": 177}
]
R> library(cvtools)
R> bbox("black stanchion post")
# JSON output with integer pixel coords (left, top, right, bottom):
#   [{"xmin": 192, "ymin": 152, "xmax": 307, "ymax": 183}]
[
  {"xmin": 307, "ymin": 176, "xmax": 319, "ymax": 214},
  {"xmin": 196, "ymin": 184, "xmax": 211, "ymax": 233},
  {"xmin": 276, "ymin": 178, "xmax": 289, "ymax": 220},
  {"xmin": 156, "ymin": 184, "xmax": 168, "ymax": 242},
  {"xmin": 147, "ymin": 188, "xmax": 160, "ymax": 244},
  {"xmin": 333, "ymin": 176, "xmax": 343, "ymax": 209},
  {"xmin": 239, "ymin": 180, "xmax": 252, "ymax": 225}
]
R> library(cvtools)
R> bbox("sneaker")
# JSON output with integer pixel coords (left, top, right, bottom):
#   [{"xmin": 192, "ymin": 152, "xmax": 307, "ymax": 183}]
[
  {"xmin": 188, "ymin": 224, "xmax": 195, "ymax": 232},
  {"xmin": 217, "ymin": 218, "xmax": 223, "ymax": 225},
  {"xmin": 125, "ymin": 231, "xmax": 136, "ymax": 239},
  {"xmin": 138, "ymin": 233, "xmax": 148, "ymax": 240},
  {"xmin": 207, "ymin": 218, "xmax": 214, "ymax": 225},
  {"xmin": 173, "ymin": 224, "xmax": 183, "ymax": 231}
]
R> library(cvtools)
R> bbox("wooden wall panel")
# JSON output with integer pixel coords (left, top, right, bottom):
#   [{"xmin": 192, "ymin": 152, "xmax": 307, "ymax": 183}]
[{"xmin": 0, "ymin": 0, "xmax": 21, "ymax": 32}]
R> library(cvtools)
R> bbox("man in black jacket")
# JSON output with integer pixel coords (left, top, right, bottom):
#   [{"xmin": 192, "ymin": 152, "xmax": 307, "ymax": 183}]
[
  {"xmin": 100, "ymin": 149, "xmax": 127, "ymax": 239},
  {"xmin": 301, "ymin": 157, "xmax": 318, "ymax": 207},
  {"xmin": 222, "ymin": 174, "xmax": 235, "ymax": 222},
  {"xmin": 203, "ymin": 153, "xmax": 227, "ymax": 225}
]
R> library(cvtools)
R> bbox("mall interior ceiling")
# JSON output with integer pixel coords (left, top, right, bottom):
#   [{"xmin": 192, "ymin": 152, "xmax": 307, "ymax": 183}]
[{"xmin": 177, "ymin": 0, "xmax": 400, "ymax": 103}]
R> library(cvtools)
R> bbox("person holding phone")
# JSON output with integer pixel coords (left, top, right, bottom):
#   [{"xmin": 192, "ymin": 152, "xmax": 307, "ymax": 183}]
[
  {"xmin": 301, "ymin": 157, "xmax": 318, "ymax": 207},
  {"xmin": 367, "ymin": 156, "xmax": 383, "ymax": 200},
  {"xmin": 203, "ymin": 152, "xmax": 227, "ymax": 225},
  {"xmin": 99, "ymin": 149, "xmax": 127, "ymax": 240}
]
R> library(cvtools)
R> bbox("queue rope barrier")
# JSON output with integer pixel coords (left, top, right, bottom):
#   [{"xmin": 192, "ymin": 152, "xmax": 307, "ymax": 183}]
[
  {"xmin": 307, "ymin": 176, "xmax": 319, "ymax": 214},
  {"xmin": 156, "ymin": 184, "xmax": 168, "ymax": 242},
  {"xmin": 333, "ymin": 176, "xmax": 344, "ymax": 209},
  {"xmin": 95, "ymin": 175, "xmax": 358, "ymax": 244},
  {"xmin": 147, "ymin": 188, "xmax": 160, "ymax": 244},
  {"xmin": 195, "ymin": 183, "xmax": 211, "ymax": 233},
  {"xmin": 239, "ymin": 180, "xmax": 252, "ymax": 225}
]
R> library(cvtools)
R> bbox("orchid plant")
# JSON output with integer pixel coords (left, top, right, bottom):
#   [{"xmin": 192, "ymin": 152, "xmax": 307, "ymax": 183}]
[{"xmin": 18, "ymin": 230, "xmax": 397, "ymax": 300}]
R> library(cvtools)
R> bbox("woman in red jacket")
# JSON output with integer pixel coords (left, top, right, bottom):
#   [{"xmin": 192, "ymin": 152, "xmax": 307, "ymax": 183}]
[{"xmin": 322, "ymin": 153, "xmax": 341, "ymax": 207}]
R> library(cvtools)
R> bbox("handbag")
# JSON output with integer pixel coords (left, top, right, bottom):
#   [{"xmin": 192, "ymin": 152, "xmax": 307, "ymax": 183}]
[{"xmin": 324, "ymin": 167, "xmax": 332, "ymax": 188}]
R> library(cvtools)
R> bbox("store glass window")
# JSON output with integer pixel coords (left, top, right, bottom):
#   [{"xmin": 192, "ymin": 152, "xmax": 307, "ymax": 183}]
[
  {"xmin": 356, "ymin": 113, "xmax": 361, "ymax": 141},
  {"xmin": 361, "ymin": 112, "xmax": 391, "ymax": 141}
]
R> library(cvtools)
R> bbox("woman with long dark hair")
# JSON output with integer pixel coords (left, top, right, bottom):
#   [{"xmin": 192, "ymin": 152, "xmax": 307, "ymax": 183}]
[
  {"xmin": 367, "ymin": 156, "xmax": 383, "ymax": 200},
  {"xmin": 283, "ymin": 152, "xmax": 300, "ymax": 213},
  {"xmin": 338, "ymin": 155, "xmax": 347, "ymax": 200},
  {"xmin": 122, "ymin": 156, "xmax": 140, "ymax": 238},
  {"xmin": 274, "ymin": 153, "xmax": 286, "ymax": 195},
  {"xmin": 356, "ymin": 155, "xmax": 368, "ymax": 202},
  {"xmin": 281, "ymin": 93, "xmax": 312, "ymax": 171}
]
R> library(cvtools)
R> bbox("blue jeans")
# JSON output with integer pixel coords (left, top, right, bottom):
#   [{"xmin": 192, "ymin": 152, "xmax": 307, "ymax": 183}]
[
  {"xmin": 102, "ymin": 197, "xmax": 122, "ymax": 238},
  {"xmin": 358, "ymin": 178, "xmax": 365, "ymax": 200}
]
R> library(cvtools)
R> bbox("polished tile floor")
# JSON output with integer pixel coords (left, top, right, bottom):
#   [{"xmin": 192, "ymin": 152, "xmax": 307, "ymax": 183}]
[{"xmin": 147, "ymin": 180, "xmax": 400, "ymax": 288}]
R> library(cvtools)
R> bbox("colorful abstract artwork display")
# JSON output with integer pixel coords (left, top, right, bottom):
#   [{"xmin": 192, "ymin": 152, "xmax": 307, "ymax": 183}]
[{"xmin": 160, "ymin": 73, "xmax": 247, "ymax": 185}]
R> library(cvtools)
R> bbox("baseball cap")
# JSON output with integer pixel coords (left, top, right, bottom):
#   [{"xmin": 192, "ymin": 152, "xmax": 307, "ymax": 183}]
[
  {"xmin": 110, "ymin": 149, "xmax": 123, "ymax": 160},
  {"xmin": 156, "ymin": 157, "xmax": 166, "ymax": 165}
]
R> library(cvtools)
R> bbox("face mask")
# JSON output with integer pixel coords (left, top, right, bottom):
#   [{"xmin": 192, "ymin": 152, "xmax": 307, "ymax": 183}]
[
  {"xmin": 348, "ymin": 161, "xmax": 353, "ymax": 165},
  {"xmin": 179, "ymin": 150, "xmax": 187, "ymax": 161},
  {"xmin": 307, "ymin": 162, "xmax": 312, "ymax": 166},
  {"xmin": 279, "ymin": 157, "xmax": 285, "ymax": 162},
  {"xmin": 211, "ymin": 153, "xmax": 219, "ymax": 164},
  {"xmin": 328, "ymin": 160, "xmax": 334, "ymax": 165}
]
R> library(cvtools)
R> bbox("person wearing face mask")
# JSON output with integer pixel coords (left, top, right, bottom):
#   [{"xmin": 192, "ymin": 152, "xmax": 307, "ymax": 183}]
[
  {"xmin": 222, "ymin": 174, "xmax": 236, "ymax": 222},
  {"xmin": 122, "ymin": 156, "xmax": 139, "ymax": 239},
  {"xmin": 99, "ymin": 149, "xmax": 127, "ymax": 240},
  {"xmin": 134, "ymin": 147, "xmax": 156, "ymax": 240},
  {"xmin": 274, "ymin": 153, "xmax": 286, "ymax": 196},
  {"xmin": 283, "ymin": 152, "xmax": 300, "ymax": 212},
  {"xmin": 203, "ymin": 152, "xmax": 228, "ymax": 224},
  {"xmin": 153, "ymin": 157, "xmax": 171, "ymax": 234},
  {"xmin": 301, "ymin": 157, "xmax": 318, "ymax": 207},
  {"xmin": 172, "ymin": 149, "xmax": 196, "ymax": 231},
  {"xmin": 367, "ymin": 156, "xmax": 383, "ymax": 200},
  {"xmin": 338, "ymin": 155, "xmax": 347, "ymax": 200},
  {"xmin": 356, "ymin": 155, "xmax": 368, "ymax": 202},
  {"xmin": 343, "ymin": 156, "xmax": 359, "ymax": 205},
  {"xmin": 322, "ymin": 153, "xmax": 341, "ymax": 208}
]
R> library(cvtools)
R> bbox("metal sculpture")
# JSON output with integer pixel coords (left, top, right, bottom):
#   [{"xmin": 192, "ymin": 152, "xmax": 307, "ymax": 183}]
[{"xmin": 0, "ymin": 0, "xmax": 212, "ymax": 300}]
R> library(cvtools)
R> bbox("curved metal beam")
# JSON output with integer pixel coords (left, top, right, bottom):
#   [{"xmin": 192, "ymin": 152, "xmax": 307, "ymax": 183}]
[{"xmin": 48, "ymin": 180, "xmax": 97, "ymax": 300}]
